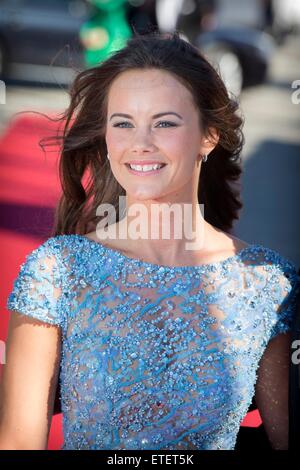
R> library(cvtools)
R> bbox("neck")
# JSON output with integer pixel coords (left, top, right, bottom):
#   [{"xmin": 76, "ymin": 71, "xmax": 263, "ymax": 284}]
[{"xmin": 114, "ymin": 199, "xmax": 214, "ymax": 261}]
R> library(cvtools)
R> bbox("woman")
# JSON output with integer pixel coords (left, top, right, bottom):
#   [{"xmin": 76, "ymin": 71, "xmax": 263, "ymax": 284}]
[{"xmin": 0, "ymin": 32, "xmax": 299, "ymax": 450}]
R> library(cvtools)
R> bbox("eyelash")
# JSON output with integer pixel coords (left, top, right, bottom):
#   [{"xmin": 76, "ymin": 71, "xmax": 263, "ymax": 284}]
[{"xmin": 112, "ymin": 121, "xmax": 178, "ymax": 128}]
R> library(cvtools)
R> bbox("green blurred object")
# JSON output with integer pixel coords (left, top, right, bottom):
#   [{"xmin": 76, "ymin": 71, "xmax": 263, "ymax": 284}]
[{"xmin": 80, "ymin": 0, "xmax": 132, "ymax": 67}]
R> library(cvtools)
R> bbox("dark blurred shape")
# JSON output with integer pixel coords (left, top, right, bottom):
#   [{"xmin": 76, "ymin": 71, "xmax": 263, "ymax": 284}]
[
  {"xmin": 196, "ymin": 26, "xmax": 274, "ymax": 92},
  {"xmin": 289, "ymin": 269, "xmax": 300, "ymax": 450},
  {"xmin": 156, "ymin": 0, "xmax": 276, "ymax": 96},
  {"xmin": 0, "ymin": 202, "xmax": 55, "ymax": 238},
  {"xmin": 0, "ymin": 0, "xmax": 90, "ymax": 84},
  {"xmin": 235, "ymin": 420, "xmax": 272, "ymax": 450},
  {"xmin": 0, "ymin": 0, "xmax": 278, "ymax": 93},
  {"xmin": 127, "ymin": 0, "xmax": 158, "ymax": 34},
  {"xmin": 0, "ymin": 0, "xmax": 160, "ymax": 84},
  {"xmin": 177, "ymin": 0, "xmax": 217, "ymax": 44}
]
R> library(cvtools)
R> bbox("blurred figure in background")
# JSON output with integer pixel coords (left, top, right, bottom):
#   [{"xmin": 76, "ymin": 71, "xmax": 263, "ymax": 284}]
[
  {"xmin": 175, "ymin": 0, "xmax": 217, "ymax": 43},
  {"xmin": 79, "ymin": 0, "xmax": 132, "ymax": 67},
  {"xmin": 155, "ymin": 0, "xmax": 185, "ymax": 34},
  {"xmin": 156, "ymin": 0, "xmax": 276, "ymax": 97},
  {"xmin": 127, "ymin": 0, "xmax": 158, "ymax": 34}
]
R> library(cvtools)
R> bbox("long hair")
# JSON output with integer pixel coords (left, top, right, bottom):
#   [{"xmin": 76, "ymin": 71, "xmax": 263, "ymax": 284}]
[{"xmin": 46, "ymin": 31, "xmax": 244, "ymax": 236}]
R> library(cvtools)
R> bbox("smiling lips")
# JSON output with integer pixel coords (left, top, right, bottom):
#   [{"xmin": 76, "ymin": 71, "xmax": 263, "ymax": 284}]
[{"xmin": 125, "ymin": 162, "xmax": 167, "ymax": 176}]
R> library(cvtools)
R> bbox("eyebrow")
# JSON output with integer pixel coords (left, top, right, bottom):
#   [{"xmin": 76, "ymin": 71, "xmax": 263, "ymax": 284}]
[{"xmin": 109, "ymin": 112, "xmax": 183, "ymax": 121}]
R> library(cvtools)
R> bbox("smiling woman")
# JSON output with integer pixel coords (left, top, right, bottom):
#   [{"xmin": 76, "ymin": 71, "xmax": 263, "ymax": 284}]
[
  {"xmin": 45, "ymin": 31, "xmax": 244, "ymax": 240},
  {"xmin": 104, "ymin": 67, "xmax": 218, "ymax": 218},
  {"xmin": 1, "ymin": 31, "xmax": 300, "ymax": 451}
]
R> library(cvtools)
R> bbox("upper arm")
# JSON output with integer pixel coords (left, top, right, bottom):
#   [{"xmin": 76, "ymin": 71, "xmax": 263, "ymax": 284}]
[
  {"xmin": 254, "ymin": 252, "xmax": 300, "ymax": 449},
  {"xmin": 254, "ymin": 257, "xmax": 299, "ymax": 450},
  {"xmin": 255, "ymin": 332, "xmax": 291, "ymax": 450},
  {"xmin": 0, "ymin": 239, "xmax": 65, "ymax": 449},
  {"xmin": 0, "ymin": 310, "xmax": 62, "ymax": 450}
]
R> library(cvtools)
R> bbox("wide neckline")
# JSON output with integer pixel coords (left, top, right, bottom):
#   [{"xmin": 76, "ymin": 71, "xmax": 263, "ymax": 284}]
[{"xmin": 66, "ymin": 234, "xmax": 260, "ymax": 271}]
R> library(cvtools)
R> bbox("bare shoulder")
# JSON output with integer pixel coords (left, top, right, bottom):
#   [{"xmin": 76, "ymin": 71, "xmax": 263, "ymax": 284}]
[
  {"xmin": 226, "ymin": 233, "xmax": 251, "ymax": 251},
  {"xmin": 206, "ymin": 225, "xmax": 251, "ymax": 255}
]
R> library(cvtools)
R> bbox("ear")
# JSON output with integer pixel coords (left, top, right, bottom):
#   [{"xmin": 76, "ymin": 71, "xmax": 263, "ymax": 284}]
[{"xmin": 199, "ymin": 127, "xmax": 220, "ymax": 156}]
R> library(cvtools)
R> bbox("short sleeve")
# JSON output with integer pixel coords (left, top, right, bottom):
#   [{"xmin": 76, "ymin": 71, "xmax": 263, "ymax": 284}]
[
  {"xmin": 268, "ymin": 257, "xmax": 300, "ymax": 341},
  {"xmin": 6, "ymin": 238, "xmax": 64, "ymax": 328}
]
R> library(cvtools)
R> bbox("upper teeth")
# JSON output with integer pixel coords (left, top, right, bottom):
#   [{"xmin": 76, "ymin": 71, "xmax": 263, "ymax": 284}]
[{"xmin": 129, "ymin": 164, "xmax": 164, "ymax": 171}]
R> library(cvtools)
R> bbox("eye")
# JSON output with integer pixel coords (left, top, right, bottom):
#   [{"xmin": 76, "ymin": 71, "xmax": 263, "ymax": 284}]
[
  {"xmin": 112, "ymin": 120, "xmax": 178, "ymax": 128},
  {"xmin": 112, "ymin": 121, "xmax": 133, "ymax": 128},
  {"xmin": 155, "ymin": 121, "xmax": 178, "ymax": 128}
]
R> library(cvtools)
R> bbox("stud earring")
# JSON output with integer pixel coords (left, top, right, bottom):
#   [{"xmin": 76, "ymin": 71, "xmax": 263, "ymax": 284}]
[
  {"xmin": 107, "ymin": 153, "xmax": 110, "ymax": 160},
  {"xmin": 202, "ymin": 153, "xmax": 208, "ymax": 163}
]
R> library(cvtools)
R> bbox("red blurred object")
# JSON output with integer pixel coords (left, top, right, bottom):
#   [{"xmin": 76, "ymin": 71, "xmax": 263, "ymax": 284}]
[
  {"xmin": 240, "ymin": 409, "xmax": 262, "ymax": 428},
  {"xmin": 48, "ymin": 413, "xmax": 63, "ymax": 450},
  {"xmin": 0, "ymin": 114, "xmax": 64, "ymax": 449}
]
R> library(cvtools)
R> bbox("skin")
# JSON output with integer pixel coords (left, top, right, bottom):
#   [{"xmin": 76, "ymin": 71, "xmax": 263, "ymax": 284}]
[{"xmin": 87, "ymin": 68, "xmax": 249, "ymax": 266}]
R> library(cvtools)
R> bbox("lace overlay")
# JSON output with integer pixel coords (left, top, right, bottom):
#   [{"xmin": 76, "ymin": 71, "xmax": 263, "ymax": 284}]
[{"xmin": 6, "ymin": 234, "xmax": 300, "ymax": 450}]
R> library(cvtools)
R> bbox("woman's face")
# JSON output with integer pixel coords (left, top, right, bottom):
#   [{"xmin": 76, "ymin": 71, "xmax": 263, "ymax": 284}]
[{"xmin": 105, "ymin": 68, "xmax": 216, "ymax": 202}]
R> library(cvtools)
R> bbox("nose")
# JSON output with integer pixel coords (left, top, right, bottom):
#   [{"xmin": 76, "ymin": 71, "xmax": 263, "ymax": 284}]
[{"xmin": 131, "ymin": 127, "xmax": 156, "ymax": 153}]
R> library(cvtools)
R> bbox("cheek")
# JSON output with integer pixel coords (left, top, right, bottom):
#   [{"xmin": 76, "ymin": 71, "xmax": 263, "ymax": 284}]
[
  {"xmin": 149, "ymin": 127, "xmax": 188, "ymax": 151},
  {"xmin": 165, "ymin": 133, "xmax": 188, "ymax": 149},
  {"xmin": 105, "ymin": 129, "xmax": 127, "ymax": 155},
  {"xmin": 161, "ymin": 133, "xmax": 194, "ymax": 161}
]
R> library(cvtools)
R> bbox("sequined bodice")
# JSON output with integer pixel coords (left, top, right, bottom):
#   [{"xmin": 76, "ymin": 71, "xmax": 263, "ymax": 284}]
[{"xmin": 6, "ymin": 234, "xmax": 300, "ymax": 450}]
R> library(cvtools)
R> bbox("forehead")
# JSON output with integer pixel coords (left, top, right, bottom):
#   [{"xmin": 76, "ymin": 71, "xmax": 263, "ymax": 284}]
[{"xmin": 107, "ymin": 68, "xmax": 194, "ymax": 103}]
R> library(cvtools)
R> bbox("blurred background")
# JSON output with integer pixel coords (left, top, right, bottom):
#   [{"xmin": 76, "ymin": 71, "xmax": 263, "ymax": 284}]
[{"xmin": 0, "ymin": 0, "xmax": 299, "ymax": 450}]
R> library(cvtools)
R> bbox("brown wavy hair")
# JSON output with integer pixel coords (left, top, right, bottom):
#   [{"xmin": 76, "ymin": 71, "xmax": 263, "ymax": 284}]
[{"xmin": 46, "ymin": 30, "xmax": 244, "ymax": 236}]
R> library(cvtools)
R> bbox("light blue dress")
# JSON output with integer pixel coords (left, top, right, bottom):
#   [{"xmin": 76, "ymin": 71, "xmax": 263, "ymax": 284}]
[{"xmin": 6, "ymin": 234, "xmax": 300, "ymax": 450}]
